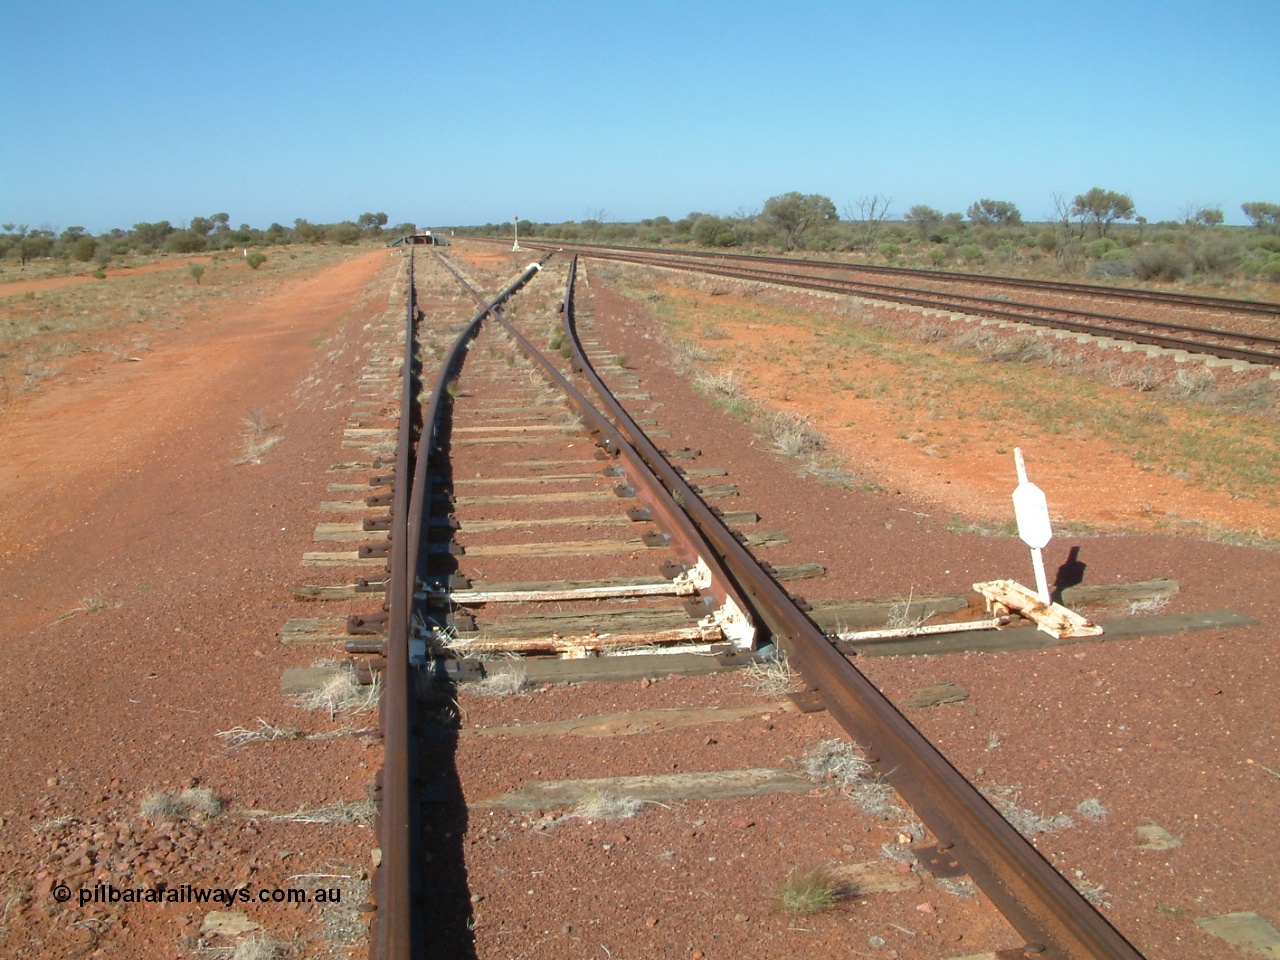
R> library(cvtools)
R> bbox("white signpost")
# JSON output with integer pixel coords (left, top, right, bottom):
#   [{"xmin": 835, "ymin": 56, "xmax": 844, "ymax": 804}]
[
  {"xmin": 1011, "ymin": 447, "xmax": 1053, "ymax": 604},
  {"xmin": 512, "ymin": 215, "xmax": 521, "ymax": 252}
]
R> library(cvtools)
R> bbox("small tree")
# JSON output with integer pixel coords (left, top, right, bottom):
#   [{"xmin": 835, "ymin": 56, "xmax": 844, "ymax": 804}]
[
  {"xmin": 692, "ymin": 215, "xmax": 736, "ymax": 247},
  {"xmin": 966, "ymin": 198, "xmax": 1022, "ymax": 226},
  {"xmin": 904, "ymin": 204, "xmax": 943, "ymax": 241},
  {"xmin": 190, "ymin": 263, "xmax": 205, "ymax": 284},
  {"xmin": 1242, "ymin": 201, "xmax": 1280, "ymax": 231},
  {"xmin": 293, "ymin": 218, "xmax": 326, "ymax": 243},
  {"xmin": 843, "ymin": 194, "xmax": 892, "ymax": 254},
  {"xmin": 1180, "ymin": 204, "xmax": 1224, "ymax": 231},
  {"xmin": 357, "ymin": 212, "xmax": 389, "ymax": 237},
  {"xmin": 762, "ymin": 192, "xmax": 838, "ymax": 249},
  {"xmin": 1071, "ymin": 188, "xmax": 1135, "ymax": 237},
  {"xmin": 327, "ymin": 221, "xmax": 361, "ymax": 245},
  {"xmin": 246, "ymin": 252, "xmax": 267, "ymax": 270},
  {"xmin": 18, "ymin": 230, "xmax": 54, "ymax": 264},
  {"xmin": 71, "ymin": 235, "xmax": 98, "ymax": 262},
  {"xmin": 583, "ymin": 207, "xmax": 611, "ymax": 240},
  {"xmin": 168, "ymin": 230, "xmax": 208, "ymax": 253},
  {"xmin": 132, "ymin": 220, "xmax": 174, "ymax": 248}
]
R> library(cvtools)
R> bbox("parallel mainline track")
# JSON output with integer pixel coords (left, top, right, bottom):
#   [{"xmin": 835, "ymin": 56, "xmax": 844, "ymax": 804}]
[
  {"xmin": 367, "ymin": 249, "xmax": 1148, "ymax": 959},
  {"xmin": 511, "ymin": 239, "xmax": 1280, "ymax": 368},
  {"xmin": 536, "ymin": 240, "xmax": 1280, "ymax": 317}
]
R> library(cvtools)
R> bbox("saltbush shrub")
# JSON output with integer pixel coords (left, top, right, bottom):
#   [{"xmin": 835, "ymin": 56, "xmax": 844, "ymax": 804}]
[
  {"xmin": 1131, "ymin": 246, "xmax": 1190, "ymax": 281},
  {"xmin": 71, "ymin": 235, "xmax": 98, "ymax": 261},
  {"xmin": 167, "ymin": 230, "xmax": 208, "ymax": 253},
  {"xmin": 327, "ymin": 222, "xmax": 361, "ymax": 245},
  {"xmin": 1191, "ymin": 237, "xmax": 1240, "ymax": 276}
]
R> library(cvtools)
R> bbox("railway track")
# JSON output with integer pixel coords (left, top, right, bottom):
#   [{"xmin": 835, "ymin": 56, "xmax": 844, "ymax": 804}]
[
  {"xmin": 508, "ymin": 240, "xmax": 1280, "ymax": 369},
  {"xmin": 347, "ymin": 248, "xmax": 1156, "ymax": 958}
]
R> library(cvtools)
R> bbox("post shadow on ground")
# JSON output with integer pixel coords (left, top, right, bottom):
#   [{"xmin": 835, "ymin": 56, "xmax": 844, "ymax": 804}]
[
  {"xmin": 412, "ymin": 674, "xmax": 474, "ymax": 960},
  {"xmin": 1051, "ymin": 545, "xmax": 1087, "ymax": 604},
  {"xmin": 409, "ymin": 413, "xmax": 477, "ymax": 959}
]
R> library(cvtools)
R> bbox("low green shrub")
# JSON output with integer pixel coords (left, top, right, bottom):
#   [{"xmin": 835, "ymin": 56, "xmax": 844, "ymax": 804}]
[{"xmin": 1131, "ymin": 246, "xmax": 1190, "ymax": 281}]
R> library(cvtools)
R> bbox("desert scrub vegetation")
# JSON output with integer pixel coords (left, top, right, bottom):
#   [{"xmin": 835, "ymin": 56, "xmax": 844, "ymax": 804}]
[
  {"xmin": 454, "ymin": 191, "xmax": 1280, "ymax": 298},
  {"xmin": 648, "ymin": 275, "xmax": 1280, "ymax": 509},
  {"xmin": 0, "ymin": 244, "xmax": 363, "ymax": 401}
]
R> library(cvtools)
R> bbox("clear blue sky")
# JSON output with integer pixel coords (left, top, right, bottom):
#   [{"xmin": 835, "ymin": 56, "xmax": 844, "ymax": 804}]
[{"xmin": 2, "ymin": 0, "xmax": 1277, "ymax": 234}]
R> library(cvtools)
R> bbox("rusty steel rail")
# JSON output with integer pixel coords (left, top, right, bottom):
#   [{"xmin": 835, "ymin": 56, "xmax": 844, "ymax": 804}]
[
  {"xmin": 371, "ymin": 248, "xmax": 420, "ymax": 960},
  {"xmin": 521, "ymin": 241, "xmax": 1280, "ymax": 368},
  {"xmin": 518, "ymin": 236, "xmax": 1280, "ymax": 318},
  {"xmin": 657, "ymin": 256, "xmax": 1280, "ymax": 355},
  {"xmin": 372, "ymin": 253, "xmax": 546, "ymax": 960},
  {"xmin": 556, "ymin": 254, "xmax": 1146, "ymax": 960},
  {"xmin": 431, "ymin": 252, "xmax": 756, "ymax": 649}
]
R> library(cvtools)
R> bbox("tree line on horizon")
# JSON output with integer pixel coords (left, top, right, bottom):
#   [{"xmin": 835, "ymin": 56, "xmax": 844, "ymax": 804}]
[
  {"xmin": 5, "ymin": 192, "xmax": 1280, "ymax": 285},
  {"xmin": 458, "ymin": 192, "xmax": 1280, "ymax": 285},
  {"xmin": 0, "ymin": 212, "xmax": 414, "ymax": 269}
]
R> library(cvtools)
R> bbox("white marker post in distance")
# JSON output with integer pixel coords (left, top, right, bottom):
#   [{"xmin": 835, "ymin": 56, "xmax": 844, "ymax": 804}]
[{"xmin": 1011, "ymin": 447, "xmax": 1053, "ymax": 604}]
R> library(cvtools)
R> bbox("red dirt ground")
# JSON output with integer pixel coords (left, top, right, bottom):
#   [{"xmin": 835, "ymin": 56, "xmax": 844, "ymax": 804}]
[
  {"xmin": 0, "ymin": 255, "xmax": 219, "ymax": 298},
  {"xmin": 0, "ymin": 248, "xmax": 397, "ymax": 957}
]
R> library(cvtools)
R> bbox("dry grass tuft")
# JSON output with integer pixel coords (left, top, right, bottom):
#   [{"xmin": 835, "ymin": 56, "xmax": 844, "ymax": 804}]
[
  {"xmin": 801, "ymin": 740, "xmax": 898, "ymax": 817},
  {"xmin": 986, "ymin": 335, "xmax": 1056, "ymax": 364},
  {"xmin": 776, "ymin": 869, "xmax": 839, "ymax": 915},
  {"xmin": 936, "ymin": 876, "xmax": 978, "ymax": 898},
  {"xmin": 1170, "ymin": 368, "xmax": 1216, "ymax": 400},
  {"xmin": 1076, "ymin": 797, "xmax": 1108, "ymax": 820},
  {"xmin": 231, "ymin": 934, "xmax": 284, "ymax": 960},
  {"xmin": 469, "ymin": 663, "xmax": 529, "ymax": 697},
  {"xmin": 885, "ymin": 589, "xmax": 929, "ymax": 630},
  {"xmin": 569, "ymin": 789, "xmax": 644, "ymax": 820},
  {"xmin": 272, "ymin": 798, "xmax": 376, "ymax": 825},
  {"xmin": 140, "ymin": 786, "xmax": 222, "ymax": 822},
  {"xmin": 1072, "ymin": 877, "xmax": 1112, "ymax": 908},
  {"xmin": 236, "ymin": 406, "xmax": 283, "ymax": 464},
  {"xmin": 743, "ymin": 652, "xmax": 798, "ymax": 696},
  {"xmin": 984, "ymin": 784, "xmax": 1073, "ymax": 836},
  {"xmin": 694, "ymin": 369, "xmax": 745, "ymax": 401},
  {"xmin": 215, "ymin": 718, "xmax": 300, "ymax": 749},
  {"xmin": 295, "ymin": 662, "xmax": 381, "ymax": 719},
  {"xmin": 1107, "ymin": 364, "xmax": 1162, "ymax": 392},
  {"xmin": 1128, "ymin": 595, "xmax": 1170, "ymax": 616},
  {"xmin": 767, "ymin": 412, "xmax": 825, "ymax": 458},
  {"xmin": 668, "ymin": 340, "xmax": 713, "ymax": 375}
]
